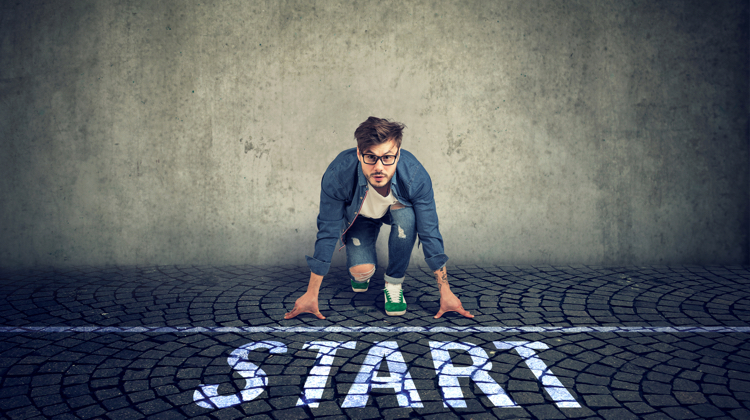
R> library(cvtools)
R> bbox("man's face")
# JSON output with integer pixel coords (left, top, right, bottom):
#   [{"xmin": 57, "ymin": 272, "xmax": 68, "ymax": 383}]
[{"xmin": 357, "ymin": 139, "xmax": 400, "ymax": 190}]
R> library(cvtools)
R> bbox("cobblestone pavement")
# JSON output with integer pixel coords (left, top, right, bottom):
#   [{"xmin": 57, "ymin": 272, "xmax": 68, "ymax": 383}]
[{"xmin": 1, "ymin": 264, "xmax": 750, "ymax": 420}]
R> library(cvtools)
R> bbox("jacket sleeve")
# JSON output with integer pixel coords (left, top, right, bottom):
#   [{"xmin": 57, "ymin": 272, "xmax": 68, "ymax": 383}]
[
  {"xmin": 409, "ymin": 170, "xmax": 449, "ymax": 271},
  {"xmin": 305, "ymin": 166, "xmax": 349, "ymax": 276}
]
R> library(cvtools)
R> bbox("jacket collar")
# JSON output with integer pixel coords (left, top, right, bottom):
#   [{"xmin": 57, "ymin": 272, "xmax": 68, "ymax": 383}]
[{"xmin": 357, "ymin": 159, "xmax": 368, "ymax": 187}]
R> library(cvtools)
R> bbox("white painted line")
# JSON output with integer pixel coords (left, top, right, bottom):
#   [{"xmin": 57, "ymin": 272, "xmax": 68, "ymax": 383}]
[{"xmin": 0, "ymin": 326, "xmax": 749, "ymax": 333}]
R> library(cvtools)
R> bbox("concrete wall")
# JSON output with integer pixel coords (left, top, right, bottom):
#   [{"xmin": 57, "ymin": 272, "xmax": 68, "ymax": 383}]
[{"xmin": 0, "ymin": 0, "xmax": 747, "ymax": 269}]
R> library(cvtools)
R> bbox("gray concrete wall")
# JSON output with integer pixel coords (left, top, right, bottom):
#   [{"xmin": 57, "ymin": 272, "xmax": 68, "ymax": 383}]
[{"xmin": 0, "ymin": 0, "xmax": 747, "ymax": 269}]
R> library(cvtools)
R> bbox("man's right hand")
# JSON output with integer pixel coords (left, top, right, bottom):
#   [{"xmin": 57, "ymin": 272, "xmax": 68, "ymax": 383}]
[{"xmin": 284, "ymin": 291, "xmax": 324, "ymax": 319}]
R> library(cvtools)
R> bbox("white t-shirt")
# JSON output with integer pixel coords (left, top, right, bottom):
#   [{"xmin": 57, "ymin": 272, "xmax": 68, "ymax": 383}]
[{"xmin": 360, "ymin": 187, "xmax": 399, "ymax": 219}]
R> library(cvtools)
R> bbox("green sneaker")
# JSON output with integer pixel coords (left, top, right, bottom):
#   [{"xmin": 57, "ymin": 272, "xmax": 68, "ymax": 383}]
[
  {"xmin": 384, "ymin": 284, "xmax": 406, "ymax": 316},
  {"xmin": 351, "ymin": 277, "xmax": 369, "ymax": 292}
]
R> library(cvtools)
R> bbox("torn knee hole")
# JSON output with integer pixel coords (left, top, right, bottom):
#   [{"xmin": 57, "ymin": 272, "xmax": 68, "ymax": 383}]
[
  {"xmin": 350, "ymin": 265, "xmax": 375, "ymax": 282},
  {"xmin": 390, "ymin": 202, "xmax": 406, "ymax": 210}
]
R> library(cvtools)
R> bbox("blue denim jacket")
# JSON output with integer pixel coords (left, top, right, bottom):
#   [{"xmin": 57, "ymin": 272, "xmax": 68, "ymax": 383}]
[{"xmin": 306, "ymin": 148, "xmax": 448, "ymax": 276}]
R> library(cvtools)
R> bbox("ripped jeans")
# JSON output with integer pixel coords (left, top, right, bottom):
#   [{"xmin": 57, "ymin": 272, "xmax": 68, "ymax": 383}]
[{"xmin": 344, "ymin": 205, "xmax": 417, "ymax": 285}]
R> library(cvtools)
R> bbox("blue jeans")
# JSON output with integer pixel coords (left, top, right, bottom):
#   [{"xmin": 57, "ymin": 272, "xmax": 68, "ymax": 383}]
[{"xmin": 344, "ymin": 206, "xmax": 417, "ymax": 285}]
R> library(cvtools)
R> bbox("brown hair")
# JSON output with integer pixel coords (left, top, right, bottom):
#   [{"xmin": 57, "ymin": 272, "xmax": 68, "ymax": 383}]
[{"xmin": 354, "ymin": 117, "xmax": 405, "ymax": 153}]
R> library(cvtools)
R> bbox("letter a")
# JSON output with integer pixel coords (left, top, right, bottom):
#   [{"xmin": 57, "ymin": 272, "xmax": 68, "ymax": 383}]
[{"xmin": 342, "ymin": 341, "xmax": 423, "ymax": 408}]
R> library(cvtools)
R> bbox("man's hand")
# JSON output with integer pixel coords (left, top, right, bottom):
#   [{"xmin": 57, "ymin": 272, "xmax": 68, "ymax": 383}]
[
  {"xmin": 284, "ymin": 291, "xmax": 325, "ymax": 319},
  {"xmin": 434, "ymin": 288, "xmax": 474, "ymax": 319},
  {"xmin": 284, "ymin": 272, "xmax": 325, "ymax": 320},
  {"xmin": 433, "ymin": 266, "xmax": 474, "ymax": 319}
]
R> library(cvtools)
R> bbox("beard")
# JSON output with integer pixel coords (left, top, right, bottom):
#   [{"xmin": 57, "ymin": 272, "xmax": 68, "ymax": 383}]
[{"xmin": 366, "ymin": 171, "xmax": 391, "ymax": 189}]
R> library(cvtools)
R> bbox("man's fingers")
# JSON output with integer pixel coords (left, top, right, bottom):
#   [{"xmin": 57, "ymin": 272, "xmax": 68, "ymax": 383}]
[
  {"xmin": 284, "ymin": 308, "xmax": 298, "ymax": 319},
  {"xmin": 284, "ymin": 304, "xmax": 325, "ymax": 320},
  {"xmin": 434, "ymin": 306, "xmax": 474, "ymax": 319},
  {"xmin": 458, "ymin": 307, "xmax": 474, "ymax": 318},
  {"xmin": 284, "ymin": 304, "xmax": 301, "ymax": 319}
]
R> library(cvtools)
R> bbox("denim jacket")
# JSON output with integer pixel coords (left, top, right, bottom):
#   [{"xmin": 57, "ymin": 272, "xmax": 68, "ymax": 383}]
[{"xmin": 306, "ymin": 148, "xmax": 448, "ymax": 276}]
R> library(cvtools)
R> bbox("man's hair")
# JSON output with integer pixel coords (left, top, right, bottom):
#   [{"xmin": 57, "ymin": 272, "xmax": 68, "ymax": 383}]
[{"xmin": 354, "ymin": 117, "xmax": 405, "ymax": 153}]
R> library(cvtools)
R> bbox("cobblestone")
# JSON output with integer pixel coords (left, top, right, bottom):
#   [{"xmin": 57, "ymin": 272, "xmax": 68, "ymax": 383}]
[{"xmin": 1, "ymin": 264, "xmax": 749, "ymax": 419}]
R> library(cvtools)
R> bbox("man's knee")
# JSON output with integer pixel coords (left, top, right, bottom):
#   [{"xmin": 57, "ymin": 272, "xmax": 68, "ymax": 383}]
[
  {"xmin": 350, "ymin": 264, "xmax": 375, "ymax": 281},
  {"xmin": 390, "ymin": 202, "xmax": 406, "ymax": 210}
]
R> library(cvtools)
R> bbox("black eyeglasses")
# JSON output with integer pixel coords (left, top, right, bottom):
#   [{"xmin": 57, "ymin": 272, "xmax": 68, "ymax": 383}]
[{"xmin": 362, "ymin": 150, "xmax": 399, "ymax": 166}]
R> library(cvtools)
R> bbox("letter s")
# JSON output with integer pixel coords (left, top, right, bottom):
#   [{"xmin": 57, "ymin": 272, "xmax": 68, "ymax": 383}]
[{"xmin": 193, "ymin": 341, "xmax": 287, "ymax": 409}]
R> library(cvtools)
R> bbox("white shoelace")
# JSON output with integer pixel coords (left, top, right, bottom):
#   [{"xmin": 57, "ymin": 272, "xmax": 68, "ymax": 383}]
[{"xmin": 384, "ymin": 282, "xmax": 402, "ymax": 301}]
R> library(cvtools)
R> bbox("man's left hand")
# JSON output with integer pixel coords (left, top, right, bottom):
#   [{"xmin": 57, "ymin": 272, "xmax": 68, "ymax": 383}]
[{"xmin": 434, "ymin": 289, "xmax": 474, "ymax": 319}]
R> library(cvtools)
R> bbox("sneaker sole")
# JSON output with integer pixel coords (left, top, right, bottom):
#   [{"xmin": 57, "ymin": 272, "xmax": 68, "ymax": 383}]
[
  {"xmin": 385, "ymin": 309, "xmax": 406, "ymax": 316},
  {"xmin": 351, "ymin": 281, "xmax": 369, "ymax": 292}
]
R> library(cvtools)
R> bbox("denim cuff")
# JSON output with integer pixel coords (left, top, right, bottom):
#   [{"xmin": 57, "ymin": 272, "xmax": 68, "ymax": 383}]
[
  {"xmin": 306, "ymin": 255, "xmax": 331, "ymax": 276},
  {"xmin": 384, "ymin": 274, "xmax": 405, "ymax": 285},
  {"xmin": 424, "ymin": 253, "xmax": 449, "ymax": 272}
]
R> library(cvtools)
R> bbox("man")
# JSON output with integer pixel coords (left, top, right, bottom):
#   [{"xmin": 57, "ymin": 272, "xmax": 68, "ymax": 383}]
[{"xmin": 284, "ymin": 117, "xmax": 473, "ymax": 320}]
